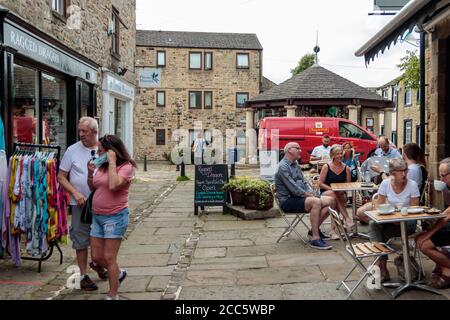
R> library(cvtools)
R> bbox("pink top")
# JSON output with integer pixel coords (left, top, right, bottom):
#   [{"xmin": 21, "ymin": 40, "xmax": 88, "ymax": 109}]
[{"xmin": 92, "ymin": 163, "xmax": 134, "ymax": 215}]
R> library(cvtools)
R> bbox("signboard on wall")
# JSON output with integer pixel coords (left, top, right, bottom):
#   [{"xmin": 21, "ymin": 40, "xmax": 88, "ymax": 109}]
[
  {"xmin": 139, "ymin": 68, "xmax": 161, "ymax": 87},
  {"xmin": 374, "ymin": 0, "xmax": 410, "ymax": 11}
]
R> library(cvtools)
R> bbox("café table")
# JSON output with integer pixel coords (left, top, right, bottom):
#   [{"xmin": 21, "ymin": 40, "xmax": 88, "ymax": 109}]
[
  {"xmin": 364, "ymin": 208, "xmax": 446, "ymax": 298},
  {"xmin": 331, "ymin": 182, "xmax": 378, "ymax": 238}
]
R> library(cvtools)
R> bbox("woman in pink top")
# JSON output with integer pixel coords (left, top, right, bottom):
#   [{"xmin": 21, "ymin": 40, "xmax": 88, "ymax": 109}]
[{"xmin": 87, "ymin": 134, "xmax": 136, "ymax": 300}]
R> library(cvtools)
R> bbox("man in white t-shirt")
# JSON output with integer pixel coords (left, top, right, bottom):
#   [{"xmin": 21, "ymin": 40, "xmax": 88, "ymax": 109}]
[
  {"xmin": 310, "ymin": 135, "xmax": 331, "ymax": 162},
  {"xmin": 58, "ymin": 117, "xmax": 106, "ymax": 291}
]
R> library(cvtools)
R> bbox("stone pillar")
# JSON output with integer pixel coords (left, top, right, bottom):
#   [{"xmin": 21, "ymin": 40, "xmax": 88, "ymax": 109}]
[
  {"xmin": 378, "ymin": 110, "xmax": 384, "ymax": 136},
  {"xmin": 284, "ymin": 105, "xmax": 297, "ymax": 117},
  {"xmin": 347, "ymin": 105, "xmax": 360, "ymax": 124},
  {"xmin": 384, "ymin": 107, "xmax": 394, "ymax": 141},
  {"xmin": 245, "ymin": 108, "xmax": 257, "ymax": 164}
]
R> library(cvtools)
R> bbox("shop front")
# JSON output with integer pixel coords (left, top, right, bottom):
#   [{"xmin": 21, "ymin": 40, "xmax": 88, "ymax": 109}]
[
  {"xmin": 0, "ymin": 10, "xmax": 98, "ymax": 156},
  {"xmin": 101, "ymin": 72, "xmax": 135, "ymax": 156}
]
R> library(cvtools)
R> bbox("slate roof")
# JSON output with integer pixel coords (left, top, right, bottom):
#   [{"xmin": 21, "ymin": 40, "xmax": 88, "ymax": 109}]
[
  {"xmin": 249, "ymin": 64, "xmax": 390, "ymax": 103},
  {"xmin": 136, "ymin": 30, "xmax": 263, "ymax": 50}
]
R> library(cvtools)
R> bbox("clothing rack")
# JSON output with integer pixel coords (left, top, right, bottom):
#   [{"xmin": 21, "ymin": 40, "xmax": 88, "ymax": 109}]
[{"xmin": 10, "ymin": 142, "xmax": 63, "ymax": 272}]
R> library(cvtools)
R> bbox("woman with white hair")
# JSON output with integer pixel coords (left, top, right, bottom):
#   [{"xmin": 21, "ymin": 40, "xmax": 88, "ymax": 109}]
[
  {"xmin": 369, "ymin": 158, "xmax": 420, "ymax": 282},
  {"xmin": 319, "ymin": 144, "xmax": 353, "ymax": 239}
]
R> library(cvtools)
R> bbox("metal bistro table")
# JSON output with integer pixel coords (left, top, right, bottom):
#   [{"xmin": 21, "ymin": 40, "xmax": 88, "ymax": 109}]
[
  {"xmin": 331, "ymin": 182, "xmax": 378, "ymax": 238},
  {"xmin": 364, "ymin": 209, "xmax": 446, "ymax": 298}
]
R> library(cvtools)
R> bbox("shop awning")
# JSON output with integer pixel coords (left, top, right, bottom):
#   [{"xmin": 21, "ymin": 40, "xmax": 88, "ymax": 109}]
[{"xmin": 355, "ymin": 0, "xmax": 440, "ymax": 64}]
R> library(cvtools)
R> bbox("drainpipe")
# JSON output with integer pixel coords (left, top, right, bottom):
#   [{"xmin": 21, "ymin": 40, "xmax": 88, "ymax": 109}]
[{"xmin": 419, "ymin": 31, "xmax": 425, "ymax": 151}]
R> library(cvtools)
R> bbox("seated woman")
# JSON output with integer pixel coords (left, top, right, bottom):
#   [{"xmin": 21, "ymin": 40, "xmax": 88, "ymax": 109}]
[
  {"xmin": 403, "ymin": 142, "xmax": 427, "ymax": 192},
  {"xmin": 319, "ymin": 144, "xmax": 354, "ymax": 239},
  {"xmin": 368, "ymin": 158, "xmax": 420, "ymax": 282},
  {"xmin": 342, "ymin": 142, "xmax": 358, "ymax": 182}
]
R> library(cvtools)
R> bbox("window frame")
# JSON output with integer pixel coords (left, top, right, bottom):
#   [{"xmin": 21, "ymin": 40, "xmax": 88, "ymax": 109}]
[
  {"xmin": 111, "ymin": 6, "xmax": 120, "ymax": 58},
  {"xmin": 52, "ymin": 0, "xmax": 69, "ymax": 18},
  {"xmin": 189, "ymin": 52, "xmax": 202, "ymax": 70},
  {"xmin": 156, "ymin": 129, "xmax": 166, "ymax": 146},
  {"xmin": 156, "ymin": 51, "xmax": 166, "ymax": 67},
  {"xmin": 204, "ymin": 91, "xmax": 213, "ymax": 109},
  {"xmin": 204, "ymin": 52, "xmax": 213, "ymax": 70},
  {"xmin": 236, "ymin": 53, "xmax": 249, "ymax": 69},
  {"xmin": 236, "ymin": 92, "xmax": 249, "ymax": 108},
  {"xmin": 156, "ymin": 91, "xmax": 165, "ymax": 108},
  {"xmin": 404, "ymin": 88, "xmax": 412, "ymax": 106},
  {"xmin": 189, "ymin": 91, "xmax": 202, "ymax": 109},
  {"xmin": 404, "ymin": 119, "xmax": 413, "ymax": 144}
]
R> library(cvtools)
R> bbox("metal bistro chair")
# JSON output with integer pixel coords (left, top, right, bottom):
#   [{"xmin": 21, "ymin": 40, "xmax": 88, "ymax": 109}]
[
  {"xmin": 329, "ymin": 207, "xmax": 395, "ymax": 300},
  {"xmin": 272, "ymin": 184, "xmax": 311, "ymax": 245}
]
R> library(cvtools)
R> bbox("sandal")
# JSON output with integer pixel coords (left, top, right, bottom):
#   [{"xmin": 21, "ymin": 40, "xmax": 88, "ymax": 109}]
[{"xmin": 429, "ymin": 274, "xmax": 450, "ymax": 289}]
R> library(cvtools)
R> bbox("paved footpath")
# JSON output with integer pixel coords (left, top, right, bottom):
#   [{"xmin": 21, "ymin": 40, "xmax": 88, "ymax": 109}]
[{"xmin": 1, "ymin": 163, "xmax": 450, "ymax": 300}]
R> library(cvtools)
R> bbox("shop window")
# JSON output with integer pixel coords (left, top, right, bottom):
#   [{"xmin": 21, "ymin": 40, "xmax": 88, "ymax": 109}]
[
  {"xmin": 111, "ymin": 7, "xmax": 120, "ymax": 57},
  {"xmin": 189, "ymin": 91, "xmax": 202, "ymax": 109},
  {"xmin": 13, "ymin": 64, "xmax": 39, "ymax": 145},
  {"xmin": 236, "ymin": 92, "xmax": 249, "ymax": 108},
  {"xmin": 42, "ymin": 72, "xmax": 67, "ymax": 151},
  {"xmin": 156, "ymin": 91, "xmax": 165, "ymax": 107},
  {"xmin": 404, "ymin": 120, "xmax": 412, "ymax": 144},
  {"xmin": 236, "ymin": 53, "xmax": 249, "ymax": 69},
  {"xmin": 204, "ymin": 52, "xmax": 213, "ymax": 70},
  {"xmin": 157, "ymin": 51, "xmax": 166, "ymax": 67},
  {"xmin": 156, "ymin": 129, "xmax": 166, "ymax": 145},
  {"xmin": 204, "ymin": 91, "xmax": 212, "ymax": 109},
  {"xmin": 189, "ymin": 52, "xmax": 202, "ymax": 69}
]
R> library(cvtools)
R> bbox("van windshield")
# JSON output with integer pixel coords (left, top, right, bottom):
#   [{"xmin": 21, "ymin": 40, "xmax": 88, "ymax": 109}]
[{"xmin": 339, "ymin": 122, "xmax": 373, "ymax": 140}]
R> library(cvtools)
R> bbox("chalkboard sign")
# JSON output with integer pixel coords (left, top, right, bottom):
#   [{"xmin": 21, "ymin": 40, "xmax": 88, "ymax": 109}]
[{"xmin": 194, "ymin": 164, "xmax": 228, "ymax": 214}]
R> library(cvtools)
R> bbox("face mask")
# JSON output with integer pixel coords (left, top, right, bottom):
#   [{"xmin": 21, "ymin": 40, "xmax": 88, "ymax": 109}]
[{"xmin": 93, "ymin": 153, "xmax": 108, "ymax": 168}]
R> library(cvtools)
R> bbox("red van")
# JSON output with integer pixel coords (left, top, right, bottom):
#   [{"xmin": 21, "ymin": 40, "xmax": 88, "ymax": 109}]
[{"xmin": 258, "ymin": 117, "xmax": 378, "ymax": 164}]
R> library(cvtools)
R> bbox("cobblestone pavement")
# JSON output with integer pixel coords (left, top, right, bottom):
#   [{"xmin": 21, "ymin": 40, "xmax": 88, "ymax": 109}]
[{"xmin": 1, "ymin": 162, "xmax": 450, "ymax": 300}]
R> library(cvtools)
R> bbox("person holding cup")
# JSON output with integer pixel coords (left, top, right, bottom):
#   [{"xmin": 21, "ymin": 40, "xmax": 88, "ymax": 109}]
[
  {"xmin": 415, "ymin": 158, "xmax": 450, "ymax": 289},
  {"xmin": 368, "ymin": 158, "xmax": 420, "ymax": 282}
]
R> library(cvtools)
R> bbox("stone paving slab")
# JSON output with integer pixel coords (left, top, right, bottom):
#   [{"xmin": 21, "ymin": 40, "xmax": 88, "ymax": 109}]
[
  {"xmin": 196, "ymin": 239, "xmax": 254, "ymax": 248},
  {"xmin": 266, "ymin": 252, "xmax": 347, "ymax": 267},
  {"xmin": 189, "ymin": 256, "xmax": 268, "ymax": 271},
  {"xmin": 179, "ymin": 284, "xmax": 284, "ymax": 300},
  {"xmin": 226, "ymin": 243, "xmax": 305, "ymax": 257},
  {"xmin": 281, "ymin": 282, "xmax": 368, "ymax": 300},
  {"xmin": 125, "ymin": 234, "xmax": 187, "ymax": 245},
  {"xmin": 194, "ymin": 248, "xmax": 227, "ymax": 259},
  {"xmin": 126, "ymin": 266, "xmax": 176, "ymax": 277},
  {"xmin": 154, "ymin": 227, "xmax": 194, "ymax": 235},
  {"xmin": 119, "ymin": 244, "xmax": 170, "ymax": 255},
  {"xmin": 118, "ymin": 254, "xmax": 171, "ymax": 267},
  {"xmin": 237, "ymin": 266, "xmax": 325, "ymax": 285},
  {"xmin": 203, "ymin": 220, "xmax": 267, "ymax": 231},
  {"xmin": 147, "ymin": 276, "xmax": 171, "ymax": 292},
  {"xmin": 200, "ymin": 230, "xmax": 241, "ymax": 240},
  {"xmin": 121, "ymin": 292, "xmax": 162, "ymax": 300},
  {"xmin": 183, "ymin": 270, "xmax": 237, "ymax": 287}
]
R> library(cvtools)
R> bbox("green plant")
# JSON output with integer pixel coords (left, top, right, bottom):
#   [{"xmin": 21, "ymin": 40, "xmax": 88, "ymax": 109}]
[
  {"xmin": 397, "ymin": 50, "xmax": 419, "ymax": 89},
  {"xmin": 291, "ymin": 53, "xmax": 316, "ymax": 76},
  {"xmin": 177, "ymin": 176, "xmax": 190, "ymax": 182},
  {"xmin": 242, "ymin": 179, "xmax": 272, "ymax": 208},
  {"xmin": 222, "ymin": 177, "xmax": 249, "ymax": 192}
]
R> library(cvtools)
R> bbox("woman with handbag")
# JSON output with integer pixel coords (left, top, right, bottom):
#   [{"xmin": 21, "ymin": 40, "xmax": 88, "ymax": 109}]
[{"xmin": 87, "ymin": 134, "xmax": 136, "ymax": 300}]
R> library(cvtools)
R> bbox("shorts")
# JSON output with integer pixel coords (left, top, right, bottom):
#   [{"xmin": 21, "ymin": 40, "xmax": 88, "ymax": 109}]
[
  {"xmin": 90, "ymin": 207, "xmax": 129, "ymax": 239},
  {"xmin": 69, "ymin": 205, "xmax": 91, "ymax": 250},
  {"xmin": 280, "ymin": 196, "xmax": 307, "ymax": 213},
  {"xmin": 431, "ymin": 223, "xmax": 450, "ymax": 247}
]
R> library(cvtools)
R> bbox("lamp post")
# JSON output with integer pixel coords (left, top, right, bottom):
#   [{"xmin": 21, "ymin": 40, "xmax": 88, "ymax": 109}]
[{"xmin": 175, "ymin": 103, "xmax": 184, "ymax": 174}]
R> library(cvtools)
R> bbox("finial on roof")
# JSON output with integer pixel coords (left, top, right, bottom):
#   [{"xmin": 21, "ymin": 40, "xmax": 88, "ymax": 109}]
[{"xmin": 313, "ymin": 30, "xmax": 320, "ymax": 65}]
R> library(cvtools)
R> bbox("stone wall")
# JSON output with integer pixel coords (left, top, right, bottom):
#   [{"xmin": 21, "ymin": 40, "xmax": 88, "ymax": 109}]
[
  {"xmin": 134, "ymin": 46, "xmax": 262, "ymax": 160},
  {"xmin": 1, "ymin": 0, "xmax": 136, "ymax": 113}
]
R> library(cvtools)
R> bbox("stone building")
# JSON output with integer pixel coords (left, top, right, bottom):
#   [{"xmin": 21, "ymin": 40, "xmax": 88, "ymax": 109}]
[
  {"xmin": 356, "ymin": 0, "xmax": 450, "ymax": 207},
  {"xmin": 246, "ymin": 64, "xmax": 392, "ymax": 137},
  {"xmin": 134, "ymin": 30, "xmax": 263, "ymax": 161},
  {"xmin": 0, "ymin": 0, "xmax": 136, "ymax": 155}
]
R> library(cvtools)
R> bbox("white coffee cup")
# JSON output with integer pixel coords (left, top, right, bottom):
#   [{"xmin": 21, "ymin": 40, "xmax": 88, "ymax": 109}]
[{"xmin": 434, "ymin": 180, "xmax": 447, "ymax": 191}]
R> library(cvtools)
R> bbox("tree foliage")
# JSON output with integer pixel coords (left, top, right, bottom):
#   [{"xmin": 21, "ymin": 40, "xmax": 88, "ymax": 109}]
[
  {"xmin": 291, "ymin": 53, "xmax": 316, "ymax": 76},
  {"xmin": 397, "ymin": 50, "xmax": 420, "ymax": 89}
]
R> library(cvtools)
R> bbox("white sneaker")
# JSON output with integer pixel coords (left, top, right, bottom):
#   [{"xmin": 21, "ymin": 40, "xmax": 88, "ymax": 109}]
[{"xmin": 104, "ymin": 294, "xmax": 119, "ymax": 300}]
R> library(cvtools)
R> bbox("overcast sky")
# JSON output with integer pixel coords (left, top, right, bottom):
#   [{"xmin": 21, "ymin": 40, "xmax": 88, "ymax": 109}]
[{"xmin": 136, "ymin": 0, "xmax": 419, "ymax": 88}]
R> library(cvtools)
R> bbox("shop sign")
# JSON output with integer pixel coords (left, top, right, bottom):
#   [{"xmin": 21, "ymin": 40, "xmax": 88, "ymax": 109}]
[
  {"xmin": 4, "ymin": 22, "xmax": 97, "ymax": 83},
  {"xmin": 139, "ymin": 68, "xmax": 161, "ymax": 87},
  {"xmin": 104, "ymin": 74, "xmax": 134, "ymax": 100}
]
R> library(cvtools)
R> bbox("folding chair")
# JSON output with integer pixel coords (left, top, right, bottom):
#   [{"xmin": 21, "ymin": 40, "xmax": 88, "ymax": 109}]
[
  {"xmin": 271, "ymin": 184, "xmax": 311, "ymax": 245},
  {"xmin": 329, "ymin": 207, "xmax": 395, "ymax": 299}
]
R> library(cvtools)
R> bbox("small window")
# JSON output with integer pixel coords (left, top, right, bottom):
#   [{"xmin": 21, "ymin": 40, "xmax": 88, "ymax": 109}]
[
  {"xmin": 404, "ymin": 88, "xmax": 412, "ymax": 106},
  {"xmin": 236, "ymin": 92, "xmax": 249, "ymax": 108},
  {"xmin": 156, "ymin": 129, "xmax": 166, "ymax": 145},
  {"xmin": 236, "ymin": 53, "xmax": 249, "ymax": 69},
  {"xmin": 404, "ymin": 120, "xmax": 412, "ymax": 144},
  {"xmin": 156, "ymin": 91, "xmax": 165, "ymax": 107},
  {"xmin": 189, "ymin": 91, "xmax": 202, "ymax": 109},
  {"xmin": 52, "ymin": 0, "xmax": 67, "ymax": 16},
  {"xmin": 366, "ymin": 117, "xmax": 374, "ymax": 133},
  {"xmin": 204, "ymin": 91, "xmax": 212, "ymax": 109},
  {"xmin": 189, "ymin": 52, "xmax": 202, "ymax": 69},
  {"xmin": 416, "ymin": 125, "xmax": 421, "ymax": 146},
  {"xmin": 382, "ymin": 89, "xmax": 388, "ymax": 99},
  {"xmin": 111, "ymin": 7, "xmax": 120, "ymax": 56},
  {"xmin": 204, "ymin": 52, "xmax": 213, "ymax": 70},
  {"xmin": 157, "ymin": 51, "xmax": 166, "ymax": 67},
  {"xmin": 392, "ymin": 131, "xmax": 397, "ymax": 145}
]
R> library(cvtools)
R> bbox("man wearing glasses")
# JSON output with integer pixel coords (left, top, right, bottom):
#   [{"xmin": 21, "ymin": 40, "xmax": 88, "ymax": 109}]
[
  {"xmin": 275, "ymin": 142, "xmax": 336, "ymax": 250},
  {"xmin": 416, "ymin": 158, "xmax": 450, "ymax": 289}
]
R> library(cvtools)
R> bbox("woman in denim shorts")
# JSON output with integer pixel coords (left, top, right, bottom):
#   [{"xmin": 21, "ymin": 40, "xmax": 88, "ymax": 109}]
[{"xmin": 87, "ymin": 135, "xmax": 136, "ymax": 300}]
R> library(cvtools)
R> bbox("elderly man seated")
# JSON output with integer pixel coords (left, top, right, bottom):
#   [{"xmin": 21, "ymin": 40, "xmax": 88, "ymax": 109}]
[
  {"xmin": 275, "ymin": 142, "xmax": 336, "ymax": 250},
  {"xmin": 415, "ymin": 157, "xmax": 450, "ymax": 289}
]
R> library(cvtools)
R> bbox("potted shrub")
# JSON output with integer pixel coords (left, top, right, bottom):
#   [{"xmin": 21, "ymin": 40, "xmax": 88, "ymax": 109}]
[
  {"xmin": 222, "ymin": 178, "xmax": 248, "ymax": 206},
  {"xmin": 243, "ymin": 179, "xmax": 274, "ymax": 210}
]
